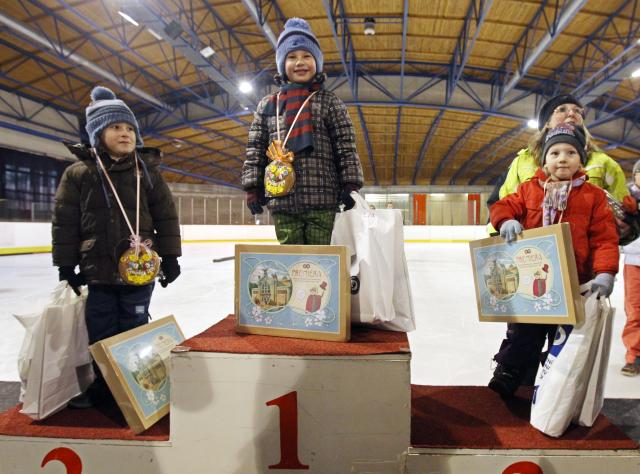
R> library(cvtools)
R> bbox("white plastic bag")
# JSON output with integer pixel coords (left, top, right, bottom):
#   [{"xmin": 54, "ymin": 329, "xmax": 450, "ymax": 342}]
[
  {"xmin": 13, "ymin": 311, "xmax": 42, "ymax": 402},
  {"xmin": 573, "ymin": 299, "xmax": 614, "ymax": 426},
  {"xmin": 530, "ymin": 290, "xmax": 603, "ymax": 437},
  {"xmin": 331, "ymin": 193, "xmax": 415, "ymax": 331},
  {"xmin": 19, "ymin": 283, "xmax": 94, "ymax": 420}
]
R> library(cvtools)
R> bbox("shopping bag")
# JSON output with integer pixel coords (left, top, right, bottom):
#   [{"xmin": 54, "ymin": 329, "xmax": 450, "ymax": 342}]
[
  {"xmin": 530, "ymin": 289, "xmax": 602, "ymax": 437},
  {"xmin": 573, "ymin": 299, "xmax": 614, "ymax": 426},
  {"xmin": 13, "ymin": 311, "xmax": 42, "ymax": 401},
  {"xmin": 19, "ymin": 282, "xmax": 94, "ymax": 420},
  {"xmin": 331, "ymin": 193, "xmax": 415, "ymax": 331}
]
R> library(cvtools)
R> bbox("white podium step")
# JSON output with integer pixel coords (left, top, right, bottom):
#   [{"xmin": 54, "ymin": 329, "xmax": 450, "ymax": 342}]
[
  {"xmin": 0, "ymin": 316, "xmax": 412, "ymax": 473},
  {"xmin": 0, "ymin": 317, "xmax": 637, "ymax": 473},
  {"xmin": 406, "ymin": 385, "xmax": 640, "ymax": 473}
]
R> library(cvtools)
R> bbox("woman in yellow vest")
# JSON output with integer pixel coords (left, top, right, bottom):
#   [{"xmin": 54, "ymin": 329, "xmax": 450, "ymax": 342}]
[{"xmin": 499, "ymin": 94, "xmax": 629, "ymax": 201}]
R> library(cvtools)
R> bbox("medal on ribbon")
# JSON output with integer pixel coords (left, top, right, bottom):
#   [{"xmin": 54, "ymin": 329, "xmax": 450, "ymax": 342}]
[{"xmin": 264, "ymin": 91, "xmax": 317, "ymax": 198}]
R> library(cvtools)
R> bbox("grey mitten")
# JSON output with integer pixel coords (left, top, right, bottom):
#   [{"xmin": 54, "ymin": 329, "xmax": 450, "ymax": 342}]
[
  {"xmin": 499, "ymin": 219, "xmax": 523, "ymax": 243},
  {"xmin": 590, "ymin": 273, "xmax": 615, "ymax": 297}
]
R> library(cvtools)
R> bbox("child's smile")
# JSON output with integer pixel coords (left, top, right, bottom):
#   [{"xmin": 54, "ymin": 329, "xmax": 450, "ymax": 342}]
[{"xmin": 285, "ymin": 50, "xmax": 316, "ymax": 83}]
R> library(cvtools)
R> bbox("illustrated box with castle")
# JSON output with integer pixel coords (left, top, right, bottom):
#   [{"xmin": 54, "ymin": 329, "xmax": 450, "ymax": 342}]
[
  {"xmin": 234, "ymin": 244, "xmax": 351, "ymax": 341},
  {"xmin": 469, "ymin": 223, "xmax": 584, "ymax": 324}
]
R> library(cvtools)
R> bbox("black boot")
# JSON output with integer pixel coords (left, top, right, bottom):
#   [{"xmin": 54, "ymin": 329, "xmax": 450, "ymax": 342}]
[
  {"xmin": 488, "ymin": 364, "xmax": 522, "ymax": 398},
  {"xmin": 68, "ymin": 391, "xmax": 93, "ymax": 409}
]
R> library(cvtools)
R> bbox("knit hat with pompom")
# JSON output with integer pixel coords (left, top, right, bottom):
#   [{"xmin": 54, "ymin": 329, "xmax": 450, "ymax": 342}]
[
  {"xmin": 85, "ymin": 86, "xmax": 143, "ymax": 148},
  {"xmin": 275, "ymin": 18, "xmax": 323, "ymax": 78}
]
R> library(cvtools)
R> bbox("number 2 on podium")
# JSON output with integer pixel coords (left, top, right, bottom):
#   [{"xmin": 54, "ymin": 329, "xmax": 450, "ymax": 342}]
[{"xmin": 266, "ymin": 391, "xmax": 309, "ymax": 470}]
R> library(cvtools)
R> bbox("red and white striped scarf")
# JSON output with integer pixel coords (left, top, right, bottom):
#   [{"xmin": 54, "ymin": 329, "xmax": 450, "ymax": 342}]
[{"xmin": 266, "ymin": 82, "xmax": 321, "ymax": 153}]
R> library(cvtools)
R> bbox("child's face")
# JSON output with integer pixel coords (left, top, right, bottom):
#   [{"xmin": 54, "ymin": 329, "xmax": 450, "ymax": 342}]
[
  {"xmin": 101, "ymin": 122, "xmax": 136, "ymax": 157},
  {"xmin": 635, "ymin": 172, "xmax": 640, "ymax": 187},
  {"xmin": 545, "ymin": 143, "xmax": 581, "ymax": 181},
  {"xmin": 284, "ymin": 50, "xmax": 316, "ymax": 83}
]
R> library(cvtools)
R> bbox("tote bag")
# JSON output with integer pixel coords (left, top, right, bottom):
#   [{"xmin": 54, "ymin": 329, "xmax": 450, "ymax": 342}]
[
  {"xmin": 331, "ymin": 193, "xmax": 415, "ymax": 331},
  {"xmin": 19, "ymin": 283, "xmax": 94, "ymax": 420}
]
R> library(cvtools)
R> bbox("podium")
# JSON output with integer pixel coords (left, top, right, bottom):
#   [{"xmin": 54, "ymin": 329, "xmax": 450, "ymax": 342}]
[{"xmin": 0, "ymin": 316, "xmax": 637, "ymax": 473}]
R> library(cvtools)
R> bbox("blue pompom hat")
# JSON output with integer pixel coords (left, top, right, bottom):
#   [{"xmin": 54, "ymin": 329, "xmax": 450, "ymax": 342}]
[
  {"xmin": 276, "ymin": 18, "xmax": 323, "ymax": 78},
  {"xmin": 85, "ymin": 86, "xmax": 143, "ymax": 148}
]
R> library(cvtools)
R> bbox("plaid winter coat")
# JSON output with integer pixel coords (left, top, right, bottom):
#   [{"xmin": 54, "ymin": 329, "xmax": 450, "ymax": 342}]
[
  {"xmin": 52, "ymin": 144, "xmax": 181, "ymax": 285},
  {"xmin": 242, "ymin": 89, "xmax": 364, "ymax": 214}
]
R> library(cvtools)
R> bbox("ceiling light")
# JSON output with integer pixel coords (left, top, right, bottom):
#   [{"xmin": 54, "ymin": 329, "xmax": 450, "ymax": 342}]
[
  {"xmin": 243, "ymin": 106, "xmax": 249, "ymax": 111},
  {"xmin": 200, "ymin": 46, "xmax": 215, "ymax": 58},
  {"xmin": 527, "ymin": 119, "xmax": 538, "ymax": 129},
  {"xmin": 239, "ymin": 81, "xmax": 253, "ymax": 94},
  {"xmin": 117, "ymin": 11, "xmax": 139, "ymax": 27},
  {"xmin": 147, "ymin": 28, "xmax": 162, "ymax": 41},
  {"xmin": 364, "ymin": 17, "xmax": 376, "ymax": 36},
  {"xmin": 631, "ymin": 67, "xmax": 640, "ymax": 78}
]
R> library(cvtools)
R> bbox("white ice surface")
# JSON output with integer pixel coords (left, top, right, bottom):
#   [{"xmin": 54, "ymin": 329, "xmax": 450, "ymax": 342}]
[{"xmin": 0, "ymin": 242, "xmax": 636, "ymax": 398}]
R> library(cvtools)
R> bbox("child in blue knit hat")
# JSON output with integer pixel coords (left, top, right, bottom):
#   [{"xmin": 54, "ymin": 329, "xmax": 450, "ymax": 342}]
[
  {"xmin": 242, "ymin": 18, "xmax": 364, "ymax": 245},
  {"xmin": 52, "ymin": 86, "xmax": 182, "ymax": 408}
]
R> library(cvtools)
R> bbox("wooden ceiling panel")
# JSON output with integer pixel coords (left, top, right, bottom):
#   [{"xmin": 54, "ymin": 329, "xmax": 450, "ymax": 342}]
[{"xmin": 0, "ymin": 0, "xmax": 636, "ymax": 186}]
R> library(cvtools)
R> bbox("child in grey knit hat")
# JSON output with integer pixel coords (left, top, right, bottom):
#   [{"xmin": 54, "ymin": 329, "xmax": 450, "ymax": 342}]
[
  {"xmin": 52, "ymin": 86, "xmax": 181, "ymax": 408},
  {"xmin": 242, "ymin": 18, "xmax": 364, "ymax": 245}
]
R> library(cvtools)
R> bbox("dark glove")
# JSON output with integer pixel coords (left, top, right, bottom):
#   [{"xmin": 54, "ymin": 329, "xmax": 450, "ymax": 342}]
[
  {"xmin": 58, "ymin": 266, "xmax": 86, "ymax": 296},
  {"xmin": 340, "ymin": 184, "xmax": 360, "ymax": 211},
  {"xmin": 246, "ymin": 189, "xmax": 267, "ymax": 215},
  {"xmin": 160, "ymin": 256, "xmax": 181, "ymax": 288}
]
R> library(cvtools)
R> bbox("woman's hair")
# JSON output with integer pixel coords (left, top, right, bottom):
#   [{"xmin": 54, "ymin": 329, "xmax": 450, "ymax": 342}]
[
  {"xmin": 273, "ymin": 72, "xmax": 326, "ymax": 86},
  {"xmin": 530, "ymin": 121, "xmax": 601, "ymax": 164}
]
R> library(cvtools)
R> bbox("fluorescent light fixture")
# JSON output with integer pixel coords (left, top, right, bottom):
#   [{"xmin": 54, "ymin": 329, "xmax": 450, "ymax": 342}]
[
  {"xmin": 527, "ymin": 119, "xmax": 538, "ymax": 129},
  {"xmin": 632, "ymin": 67, "xmax": 640, "ymax": 78},
  {"xmin": 117, "ymin": 11, "xmax": 139, "ymax": 27},
  {"xmin": 147, "ymin": 28, "xmax": 162, "ymax": 41},
  {"xmin": 430, "ymin": 193, "xmax": 446, "ymax": 197},
  {"xmin": 200, "ymin": 46, "xmax": 215, "ymax": 58},
  {"xmin": 238, "ymin": 81, "xmax": 253, "ymax": 94}
]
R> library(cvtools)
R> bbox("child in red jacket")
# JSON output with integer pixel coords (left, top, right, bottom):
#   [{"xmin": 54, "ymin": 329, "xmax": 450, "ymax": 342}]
[{"xmin": 488, "ymin": 124, "xmax": 619, "ymax": 398}]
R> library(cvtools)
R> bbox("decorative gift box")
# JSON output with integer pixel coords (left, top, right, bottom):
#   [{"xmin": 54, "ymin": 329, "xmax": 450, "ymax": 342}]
[
  {"xmin": 469, "ymin": 223, "xmax": 584, "ymax": 324},
  {"xmin": 235, "ymin": 244, "xmax": 351, "ymax": 341},
  {"xmin": 90, "ymin": 315, "xmax": 184, "ymax": 434}
]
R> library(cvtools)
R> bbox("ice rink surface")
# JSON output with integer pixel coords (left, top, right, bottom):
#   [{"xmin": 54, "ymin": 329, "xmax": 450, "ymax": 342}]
[{"xmin": 1, "ymin": 242, "xmax": 636, "ymax": 398}]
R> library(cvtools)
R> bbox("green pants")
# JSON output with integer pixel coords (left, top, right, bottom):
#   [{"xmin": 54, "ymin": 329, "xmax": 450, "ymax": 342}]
[{"xmin": 273, "ymin": 210, "xmax": 336, "ymax": 245}]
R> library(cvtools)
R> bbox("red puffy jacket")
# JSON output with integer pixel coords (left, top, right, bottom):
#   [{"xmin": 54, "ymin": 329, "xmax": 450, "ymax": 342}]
[{"xmin": 490, "ymin": 168, "xmax": 619, "ymax": 283}]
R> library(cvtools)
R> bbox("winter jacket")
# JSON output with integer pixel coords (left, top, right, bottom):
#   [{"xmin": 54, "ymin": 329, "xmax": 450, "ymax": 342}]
[
  {"xmin": 52, "ymin": 144, "xmax": 181, "ymax": 284},
  {"xmin": 623, "ymin": 186, "xmax": 640, "ymax": 265},
  {"xmin": 499, "ymin": 148, "xmax": 629, "ymax": 202},
  {"xmin": 242, "ymin": 89, "xmax": 364, "ymax": 214},
  {"xmin": 491, "ymin": 168, "xmax": 619, "ymax": 283}
]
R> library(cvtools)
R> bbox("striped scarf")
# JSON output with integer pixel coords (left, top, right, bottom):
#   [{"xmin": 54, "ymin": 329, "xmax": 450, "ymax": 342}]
[
  {"xmin": 265, "ymin": 82, "xmax": 321, "ymax": 154},
  {"xmin": 540, "ymin": 175, "xmax": 586, "ymax": 226}
]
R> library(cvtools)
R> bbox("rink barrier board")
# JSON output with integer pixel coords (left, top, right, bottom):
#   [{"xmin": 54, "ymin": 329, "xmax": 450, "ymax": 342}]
[
  {"xmin": 0, "ymin": 239, "xmax": 478, "ymax": 256},
  {"xmin": 0, "ymin": 222, "xmax": 490, "ymax": 255}
]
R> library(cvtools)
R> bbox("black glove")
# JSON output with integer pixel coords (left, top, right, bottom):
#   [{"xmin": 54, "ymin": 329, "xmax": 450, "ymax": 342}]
[
  {"xmin": 58, "ymin": 266, "xmax": 86, "ymax": 296},
  {"xmin": 246, "ymin": 188, "xmax": 267, "ymax": 215},
  {"xmin": 339, "ymin": 184, "xmax": 360, "ymax": 211},
  {"xmin": 160, "ymin": 256, "xmax": 181, "ymax": 288}
]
